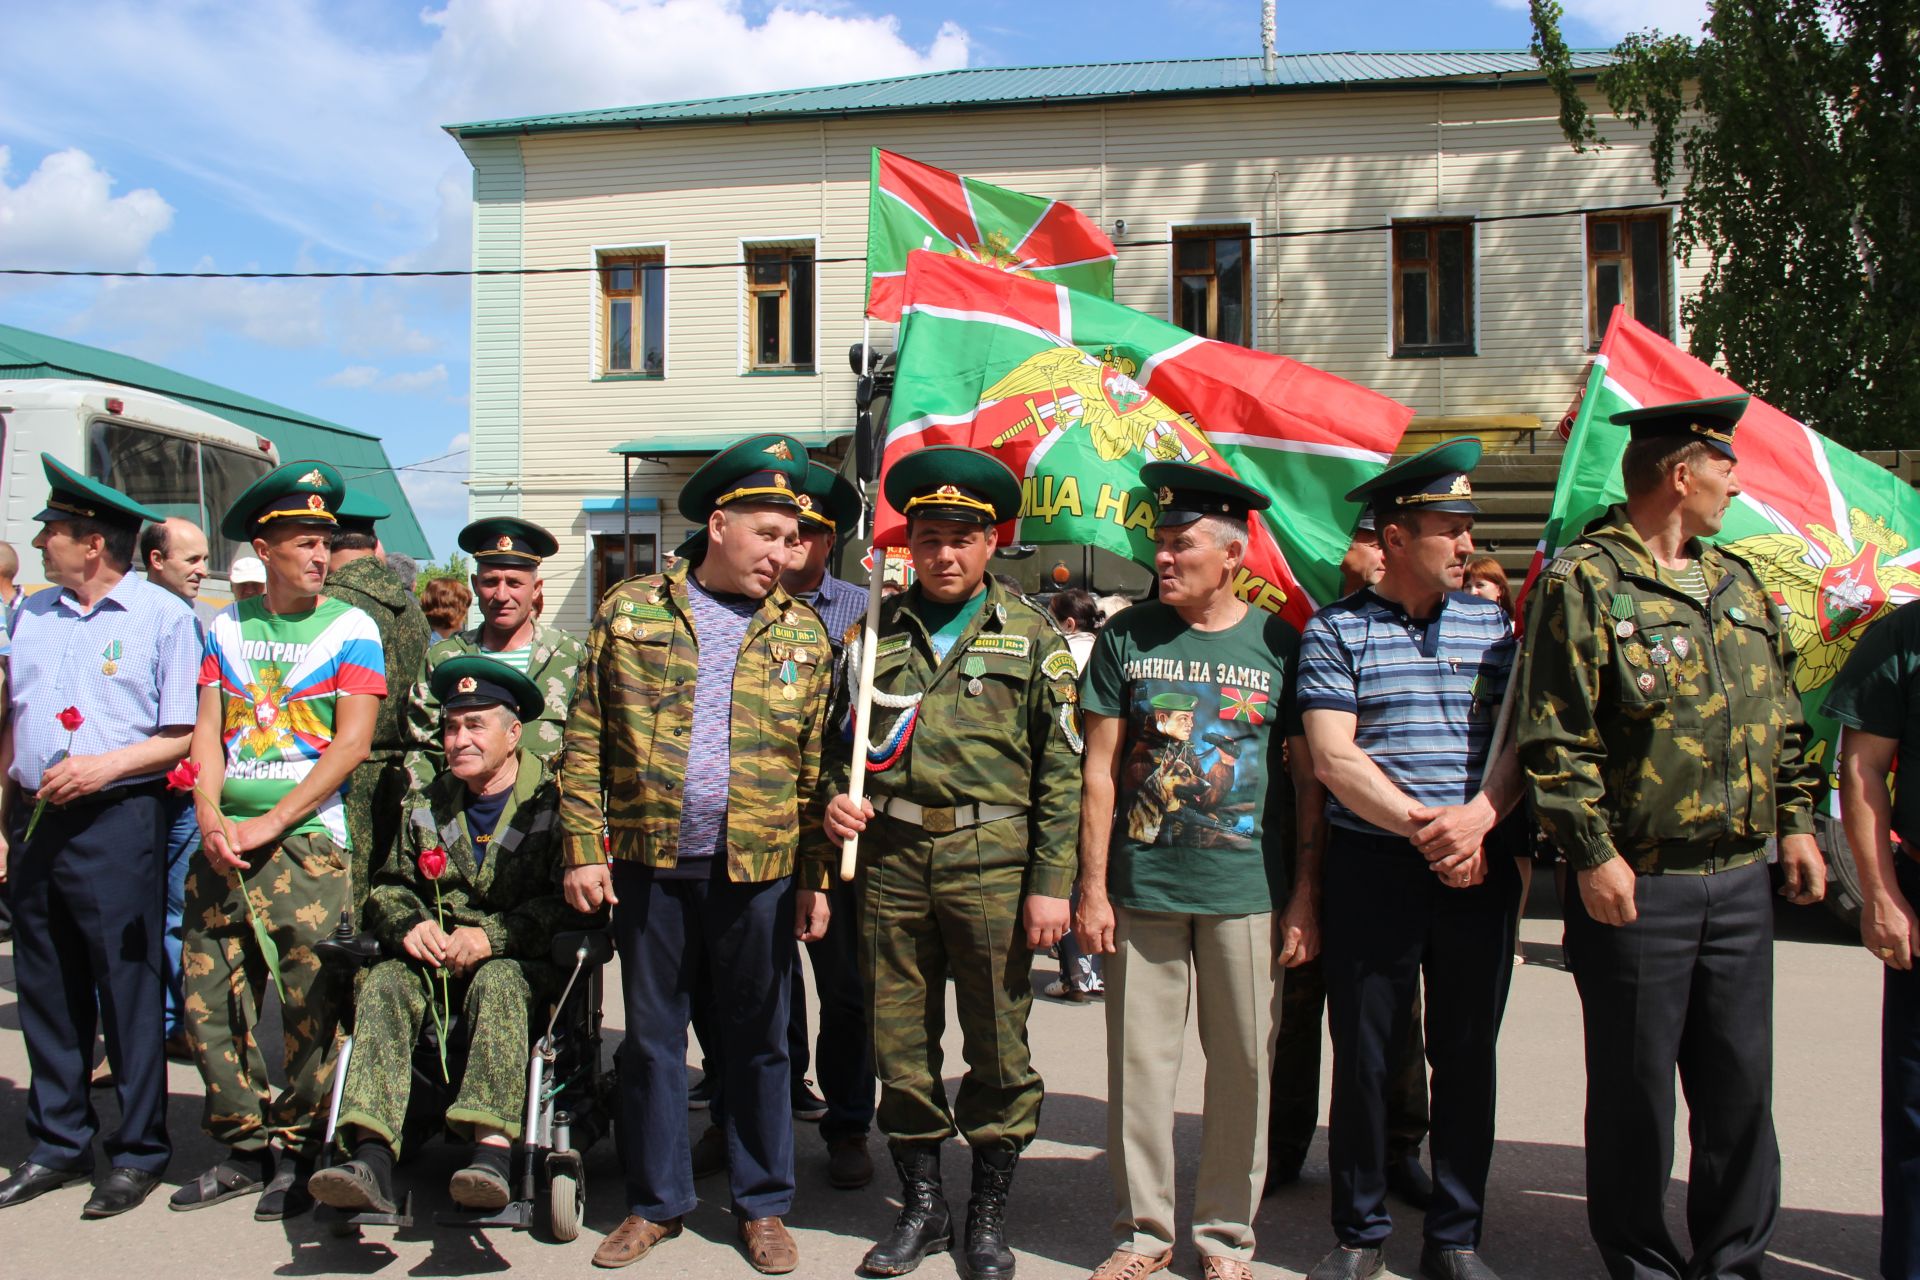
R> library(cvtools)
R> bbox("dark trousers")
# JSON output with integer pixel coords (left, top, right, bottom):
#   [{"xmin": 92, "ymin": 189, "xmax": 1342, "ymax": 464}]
[
  {"xmin": 790, "ymin": 880, "xmax": 876, "ymax": 1142},
  {"xmin": 1323, "ymin": 830, "xmax": 1519, "ymax": 1249},
  {"xmin": 1270, "ymin": 953, "xmax": 1429, "ymax": 1173},
  {"xmin": 8, "ymin": 785, "xmax": 170, "ymax": 1174},
  {"xmin": 1566, "ymin": 859, "xmax": 1779, "ymax": 1280},
  {"xmin": 1883, "ymin": 857, "xmax": 1920, "ymax": 1280},
  {"xmin": 611, "ymin": 861, "xmax": 796, "ymax": 1221}
]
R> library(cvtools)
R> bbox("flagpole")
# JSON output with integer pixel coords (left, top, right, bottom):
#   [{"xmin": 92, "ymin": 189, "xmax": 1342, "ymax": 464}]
[{"xmin": 841, "ymin": 322, "xmax": 881, "ymax": 883}]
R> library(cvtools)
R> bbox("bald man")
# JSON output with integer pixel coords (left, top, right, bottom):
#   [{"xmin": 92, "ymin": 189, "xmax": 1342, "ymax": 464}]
[{"xmin": 140, "ymin": 519, "xmax": 210, "ymax": 603}]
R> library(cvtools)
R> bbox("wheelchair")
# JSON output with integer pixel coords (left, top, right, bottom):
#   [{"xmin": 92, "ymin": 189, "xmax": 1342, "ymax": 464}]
[{"xmin": 313, "ymin": 922, "xmax": 617, "ymax": 1241}]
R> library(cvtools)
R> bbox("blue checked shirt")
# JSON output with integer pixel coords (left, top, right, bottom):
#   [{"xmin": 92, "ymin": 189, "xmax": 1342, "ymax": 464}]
[
  {"xmin": 1296, "ymin": 588, "xmax": 1515, "ymax": 837},
  {"xmin": 801, "ymin": 570, "xmax": 869, "ymax": 657},
  {"xmin": 8, "ymin": 573, "xmax": 203, "ymax": 791}
]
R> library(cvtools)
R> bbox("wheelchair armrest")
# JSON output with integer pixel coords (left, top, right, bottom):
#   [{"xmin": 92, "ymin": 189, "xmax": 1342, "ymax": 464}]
[
  {"xmin": 551, "ymin": 928, "xmax": 614, "ymax": 970},
  {"xmin": 315, "ymin": 930, "xmax": 384, "ymax": 969}
]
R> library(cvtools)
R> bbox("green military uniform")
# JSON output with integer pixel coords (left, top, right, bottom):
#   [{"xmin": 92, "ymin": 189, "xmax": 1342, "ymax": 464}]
[{"xmin": 326, "ymin": 517, "xmax": 431, "ymax": 927}]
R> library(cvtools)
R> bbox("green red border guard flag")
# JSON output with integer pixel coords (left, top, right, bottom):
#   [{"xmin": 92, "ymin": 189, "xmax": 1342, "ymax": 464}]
[
  {"xmin": 874, "ymin": 250, "xmax": 1413, "ymax": 632},
  {"xmin": 865, "ymin": 149, "xmax": 1118, "ymax": 322},
  {"xmin": 1527, "ymin": 305, "xmax": 1920, "ymax": 791}
]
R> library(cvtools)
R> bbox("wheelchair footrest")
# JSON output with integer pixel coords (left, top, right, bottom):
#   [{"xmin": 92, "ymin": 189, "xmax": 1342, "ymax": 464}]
[
  {"xmin": 327, "ymin": 1190, "xmax": 416, "ymax": 1230},
  {"xmin": 436, "ymin": 1200, "xmax": 534, "ymax": 1231}
]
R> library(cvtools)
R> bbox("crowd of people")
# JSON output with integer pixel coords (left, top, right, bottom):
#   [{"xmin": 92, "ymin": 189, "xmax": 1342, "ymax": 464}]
[{"xmin": 0, "ymin": 393, "xmax": 1912, "ymax": 1280}]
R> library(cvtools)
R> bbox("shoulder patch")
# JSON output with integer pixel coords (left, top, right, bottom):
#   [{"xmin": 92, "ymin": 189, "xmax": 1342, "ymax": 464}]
[
  {"xmin": 1546, "ymin": 557, "xmax": 1577, "ymax": 581},
  {"xmin": 874, "ymin": 633, "xmax": 911, "ymax": 660},
  {"xmin": 1040, "ymin": 648, "xmax": 1079, "ymax": 681},
  {"xmin": 769, "ymin": 622, "xmax": 822, "ymax": 645},
  {"xmin": 968, "ymin": 633, "xmax": 1032, "ymax": 659}
]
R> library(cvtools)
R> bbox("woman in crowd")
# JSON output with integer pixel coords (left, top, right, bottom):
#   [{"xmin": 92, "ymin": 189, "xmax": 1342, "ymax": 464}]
[{"xmin": 420, "ymin": 576, "xmax": 473, "ymax": 643}]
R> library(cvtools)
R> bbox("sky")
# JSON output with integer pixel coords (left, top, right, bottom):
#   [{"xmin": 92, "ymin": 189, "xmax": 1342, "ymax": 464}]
[{"xmin": 0, "ymin": 0, "xmax": 1711, "ymax": 560}]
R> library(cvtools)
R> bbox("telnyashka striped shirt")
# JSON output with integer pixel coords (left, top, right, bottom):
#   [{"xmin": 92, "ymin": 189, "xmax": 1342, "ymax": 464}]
[{"xmin": 1296, "ymin": 588, "xmax": 1516, "ymax": 837}]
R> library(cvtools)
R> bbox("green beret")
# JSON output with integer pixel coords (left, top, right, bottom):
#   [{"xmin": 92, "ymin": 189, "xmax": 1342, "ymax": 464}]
[
  {"xmin": 335, "ymin": 488, "xmax": 390, "ymax": 535},
  {"xmin": 1150, "ymin": 691, "xmax": 1199, "ymax": 712},
  {"xmin": 430, "ymin": 654, "xmax": 543, "ymax": 723},
  {"xmin": 677, "ymin": 434, "xmax": 809, "ymax": 524},
  {"xmin": 797, "ymin": 462, "xmax": 862, "ymax": 536},
  {"xmin": 459, "ymin": 517, "xmax": 559, "ymax": 569},
  {"xmin": 34, "ymin": 454, "xmax": 163, "ymax": 529},
  {"xmin": 1345, "ymin": 437, "xmax": 1483, "ymax": 516},
  {"xmin": 1139, "ymin": 460, "xmax": 1271, "ymax": 528},
  {"xmin": 1610, "ymin": 394, "xmax": 1747, "ymax": 462},
  {"xmin": 884, "ymin": 446, "xmax": 1021, "ymax": 527},
  {"xmin": 220, "ymin": 460, "xmax": 344, "ymax": 543}
]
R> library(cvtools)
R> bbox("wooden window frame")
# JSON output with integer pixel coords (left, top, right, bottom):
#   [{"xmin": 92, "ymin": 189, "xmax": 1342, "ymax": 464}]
[
  {"xmin": 1170, "ymin": 225, "xmax": 1252, "ymax": 347},
  {"xmin": 1586, "ymin": 212, "xmax": 1672, "ymax": 348},
  {"xmin": 599, "ymin": 251, "xmax": 666, "ymax": 377},
  {"xmin": 745, "ymin": 243, "xmax": 816, "ymax": 372},
  {"xmin": 1391, "ymin": 220, "xmax": 1476, "ymax": 358}
]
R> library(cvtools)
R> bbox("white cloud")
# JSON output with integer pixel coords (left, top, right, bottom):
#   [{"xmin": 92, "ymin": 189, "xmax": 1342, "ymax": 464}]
[
  {"xmin": 326, "ymin": 362, "xmax": 450, "ymax": 394},
  {"xmin": 324, "ymin": 364, "xmax": 382, "ymax": 388},
  {"xmin": 0, "ymin": 146, "xmax": 172, "ymax": 270},
  {"xmin": 396, "ymin": 430, "xmax": 472, "ymax": 522},
  {"xmin": 1490, "ymin": 0, "xmax": 1710, "ymax": 39}
]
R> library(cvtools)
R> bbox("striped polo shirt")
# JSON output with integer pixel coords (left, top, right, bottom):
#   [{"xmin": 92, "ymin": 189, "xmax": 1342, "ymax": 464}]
[{"xmin": 1296, "ymin": 588, "xmax": 1516, "ymax": 837}]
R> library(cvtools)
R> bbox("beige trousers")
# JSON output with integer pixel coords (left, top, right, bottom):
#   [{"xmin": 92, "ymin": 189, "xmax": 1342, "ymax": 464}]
[{"xmin": 1107, "ymin": 906, "xmax": 1281, "ymax": 1260}]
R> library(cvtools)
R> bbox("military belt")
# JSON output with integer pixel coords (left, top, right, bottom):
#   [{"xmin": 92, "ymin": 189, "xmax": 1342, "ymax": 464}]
[{"xmin": 872, "ymin": 795, "xmax": 1026, "ymax": 834}]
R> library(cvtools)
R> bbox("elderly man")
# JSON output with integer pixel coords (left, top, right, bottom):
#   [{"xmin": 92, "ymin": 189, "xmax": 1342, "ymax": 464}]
[
  {"xmin": 172, "ymin": 460, "xmax": 385, "ymax": 1220},
  {"xmin": 326, "ymin": 489, "xmax": 431, "ymax": 926},
  {"xmin": 408, "ymin": 517, "xmax": 582, "ymax": 787},
  {"xmin": 229, "ymin": 555, "xmax": 267, "ymax": 601},
  {"xmin": 309, "ymin": 655, "xmax": 566, "ymax": 1215},
  {"xmin": 824, "ymin": 446, "xmax": 1080, "ymax": 1280},
  {"xmin": 1074, "ymin": 462, "xmax": 1306, "ymax": 1280},
  {"xmin": 1297, "ymin": 440, "xmax": 1524, "ymax": 1280},
  {"xmin": 561, "ymin": 435, "xmax": 831, "ymax": 1274},
  {"xmin": 0, "ymin": 457, "xmax": 200, "ymax": 1219},
  {"xmin": 140, "ymin": 515, "xmax": 214, "ymax": 1062},
  {"xmin": 1519, "ymin": 397, "xmax": 1824, "ymax": 1280}
]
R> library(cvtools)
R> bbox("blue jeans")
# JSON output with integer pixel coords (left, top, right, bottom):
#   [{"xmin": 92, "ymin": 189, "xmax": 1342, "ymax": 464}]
[{"xmin": 162, "ymin": 793, "xmax": 198, "ymax": 1037}]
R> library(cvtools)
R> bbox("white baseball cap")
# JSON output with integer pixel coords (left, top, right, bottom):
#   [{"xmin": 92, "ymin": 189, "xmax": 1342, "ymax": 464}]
[{"xmin": 229, "ymin": 556, "xmax": 267, "ymax": 585}]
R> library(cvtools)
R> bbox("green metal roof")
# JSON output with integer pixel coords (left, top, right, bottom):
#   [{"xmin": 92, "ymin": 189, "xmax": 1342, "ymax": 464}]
[
  {"xmin": 0, "ymin": 324, "xmax": 431, "ymax": 559},
  {"xmin": 448, "ymin": 50, "xmax": 1612, "ymax": 137}
]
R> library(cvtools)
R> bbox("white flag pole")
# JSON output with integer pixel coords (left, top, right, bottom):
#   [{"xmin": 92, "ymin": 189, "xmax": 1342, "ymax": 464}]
[{"xmin": 841, "ymin": 322, "xmax": 881, "ymax": 882}]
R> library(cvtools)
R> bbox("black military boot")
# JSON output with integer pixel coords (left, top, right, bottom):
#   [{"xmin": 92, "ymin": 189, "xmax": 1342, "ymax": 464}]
[
  {"xmin": 860, "ymin": 1143, "xmax": 951, "ymax": 1276},
  {"xmin": 960, "ymin": 1145, "xmax": 1018, "ymax": 1280}
]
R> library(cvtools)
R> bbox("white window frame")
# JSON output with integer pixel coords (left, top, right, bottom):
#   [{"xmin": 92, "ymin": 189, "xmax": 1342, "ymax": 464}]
[
  {"xmin": 589, "ymin": 242, "xmax": 670, "ymax": 380},
  {"xmin": 737, "ymin": 234, "xmax": 821, "ymax": 374},
  {"xmin": 581, "ymin": 505, "xmax": 663, "ymax": 624}
]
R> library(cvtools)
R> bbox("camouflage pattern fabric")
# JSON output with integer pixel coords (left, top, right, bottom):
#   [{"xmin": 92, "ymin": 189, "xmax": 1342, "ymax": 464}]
[
  {"xmin": 558, "ymin": 557, "xmax": 831, "ymax": 881},
  {"xmin": 1518, "ymin": 503, "xmax": 1823, "ymax": 873},
  {"xmin": 822, "ymin": 578, "xmax": 1083, "ymax": 1153},
  {"xmin": 325, "ymin": 554, "xmax": 431, "ymax": 926},
  {"xmin": 406, "ymin": 619, "xmax": 584, "ymax": 790},
  {"xmin": 181, "ymin": 831, "xmax": 348, "ymax": 1156}
]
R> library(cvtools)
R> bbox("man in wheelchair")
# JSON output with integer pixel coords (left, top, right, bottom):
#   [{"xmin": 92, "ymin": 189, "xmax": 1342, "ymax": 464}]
[{"xmin": 309, "ymin": 655, "xmax": 567, "ymax": 1216}]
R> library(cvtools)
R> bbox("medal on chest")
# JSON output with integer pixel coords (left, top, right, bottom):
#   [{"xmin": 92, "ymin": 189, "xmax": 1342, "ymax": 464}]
[{"xmin": 101, "ymin": 638, "xmax": 122, "ymax": 677}]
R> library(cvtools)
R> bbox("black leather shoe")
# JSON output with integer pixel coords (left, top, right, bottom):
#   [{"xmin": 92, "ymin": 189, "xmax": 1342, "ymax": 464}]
[
  {"xmin": 308, "ymin": 1158, "xmax": 397, "ymax": 1216},
  {"xmin": 829, "ymin": 1135, "xmax": 874, "ymax": 1190},
  {"xmin": 860, "ymin": 1144, "xmax": 951, "ymax": 1277},
  {"xmin": 1420, "ymin": 1246, "xmax": 1501, "ymax": 1280},
  {"xmin": 1305, "ymin": 1245, "xmax": 1385, "ymax": 1280},
  {"xmin": 960, "ymin": 1145, "xmax": 1017, "ymax": 1280},
  {"xmin": 1387, "ymin": 1148, "xmax": 1435, "ymax": 1209},
  {"xmin": 83, "ymin": 1168, "xmax": 162, "ymax": 1218},
  {"xmin": 255, "ymin": 1154, "xmax": 315, "ymax": 1220},
  {"xmin": 0, "ymin": 1161, "xmax": 92, "ymax": 1209}
]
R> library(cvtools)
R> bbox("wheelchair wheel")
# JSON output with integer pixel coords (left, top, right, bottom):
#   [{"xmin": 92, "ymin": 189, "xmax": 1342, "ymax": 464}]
[{"xmin": 548, "ymin": 1168, "xmax": 583, "ymax": 1243}]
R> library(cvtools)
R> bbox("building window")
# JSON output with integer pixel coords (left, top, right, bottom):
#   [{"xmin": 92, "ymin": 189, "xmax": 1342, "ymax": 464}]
[
  {"xmin": 592, "ymin": 532, "xmax": 656, "ymax": 603},
  {"xmin": 602, "ymin": 252, "xmax": 665, "ymax": 376},
  {"xmin": 746, "ymin": 244, "xmax": 815, "ymax": 371},
  {"xmin": 1588, "ymin": 213, "xmax": 1670, "ymax": 344},
  {"xmin": 1392, "ymin": 222, "xmax": 1474, "ymax": 356},
  {"xmin": 1172, "ymin": 226, "xmax": 1251, "ymax": 347}
]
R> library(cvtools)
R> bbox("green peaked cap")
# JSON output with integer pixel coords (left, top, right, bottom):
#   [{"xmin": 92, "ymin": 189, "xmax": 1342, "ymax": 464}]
[
  {"xmin": 34, "ymin": 453, "xmax": 165, "ymax": 529},
  {"xmin": 430, "ymin": 654, "xmax": 544, "ymax": 723},
  {"xmin": 335, "ymin": 488, "xmax": 391, "ymax": 534},
  {"xmin": 797, "ymin": 461, "xmax": 862, "ymax": 535},
  {"xmin": 678, "ymin": 434, "xmax": 809, "ymax": 523},
  {"xmin": 1345, "ymin": 437, "xmax": 1483, "ymax": 516},
  {"xmin": 1139, "ymin": 460, "xmax": 1271, "ymax": 528},
  {"xmin": 460, "ymin": 517, "xmax": 559, "ymax": 568},
  {"xmin": 884, "ymin": 445, "xmax": 1021, "ymax": 526},
  {"xmin": 220, "ymin": 459, "xmax": 344, "ymax": 542},
  {"xmin": 1610, "ymin": 394, "xmax": 1748, "ymax": 461}
]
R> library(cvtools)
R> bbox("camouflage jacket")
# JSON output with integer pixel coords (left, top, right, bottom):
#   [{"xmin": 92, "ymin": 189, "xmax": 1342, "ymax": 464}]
[
  {"xmin": 558, "ymin": 559, "xmax": 832, "ymax": 883},
  {"xmin": 405, "ymin": 618, "xmax": 585, "ymax": 788},
  {"xmin": 815, "ymin": 577, "xmax": 1082, "ymax": 899},
  {"xmin": 366, "ymin": 747, "xmax": 568, "ymax": 960},
  {"xmin": 1518, "ymin": 505, "xmax": 1821, "ymax": 874},
  {"xmin": 325, "ymin": 555, "xmax": 430, "ymax": 760}
]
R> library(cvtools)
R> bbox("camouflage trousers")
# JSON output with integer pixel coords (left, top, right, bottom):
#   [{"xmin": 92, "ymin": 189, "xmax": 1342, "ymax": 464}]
[
  {"xmin": 337, "ymin": 956, "xmax": 555, "ymax": 1155},
  {"xmin": 860, "ymin": 814, "xmax": 1041, "ymax": 1152},
  {"xmin": 342, "ymin": 753, "xmax": 409, "ymax": 929},
  {"xmin": 181, "ymin": 831, "xmax": 348, "ymax": 1157}
]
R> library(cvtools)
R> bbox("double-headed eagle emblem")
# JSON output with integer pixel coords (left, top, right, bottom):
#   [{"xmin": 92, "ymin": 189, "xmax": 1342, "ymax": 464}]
[{"xmin": 979, "ymin": 346, "xmax": 1202, "ymax": 464}]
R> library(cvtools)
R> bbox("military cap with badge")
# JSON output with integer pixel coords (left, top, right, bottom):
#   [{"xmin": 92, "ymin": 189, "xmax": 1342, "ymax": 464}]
[
  {"xmin": 459, "ymin": 517, "xmax": 559, "ymax": 570},
  {"xmin": 883, "ymin": 445, "xmax": 1021, "ymax": 527},
  {"xmin": 1139, "ymin": 460, "xmax": 1272, "ymax": 529},
  {"xmin": 34, "ymin": 452, "xmax": 165, "ymax": 530},
  {"xmin": 1345, "ymin": 436, "xmax": 1484, "ymax": 516},
  {"xmin": 1610, "ymin": 394, "xmax": 1748, "ymax": 461},
  {"xmin": 219, "ymin": 459, "xmax": 345, "ymax": 542},
  {"xmin": 796, "ymin": 461, "xmax": 862, "ymax": 539},
  {"xmin": 678, "ymin": 433, "xmax": 810, "ymax": 523},
  {"xmin": 431, "ymin": 654, "xmax": 544, "ymax": 724}
]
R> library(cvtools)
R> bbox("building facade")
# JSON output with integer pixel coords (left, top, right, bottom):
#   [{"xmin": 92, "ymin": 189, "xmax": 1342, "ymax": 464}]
[{"xmin": 449, "ymin": 51, "xmax": 1692, "ymax": 624}]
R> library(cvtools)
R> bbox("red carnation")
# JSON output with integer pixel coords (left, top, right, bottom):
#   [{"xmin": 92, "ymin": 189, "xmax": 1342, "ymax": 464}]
[
  {"xmin": 419, "ymin": 847, "xmax": 449, "ymax": 881},
  {"xmin": 165, "ymin": 760, "xmax": 201, "ymax": 792},
  {"xmin": 56, "ymin": 706, "xmax": 83, "ymax": 732}
]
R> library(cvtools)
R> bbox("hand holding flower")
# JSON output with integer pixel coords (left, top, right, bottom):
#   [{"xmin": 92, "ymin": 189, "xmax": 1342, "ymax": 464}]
[
  {"xmin": 167, "ymin": 760, "xmax": 286, "ymax": 1002},
  {"xmin": 419, "ymin": 846, "xmax": 455, "ymax": 1082},
  {"xmin": 24, "ymin": 707, "xmax": 85, "ymax": 843}
]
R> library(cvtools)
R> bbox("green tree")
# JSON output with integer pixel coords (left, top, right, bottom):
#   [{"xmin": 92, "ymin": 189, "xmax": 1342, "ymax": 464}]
[
  {"xmin": 1531, "ymin": 0, "xmax": 1920, "ymax": 448},
  {"xmin": 414, "ymin": 551, "xmax": 470, "ymax": 592}
]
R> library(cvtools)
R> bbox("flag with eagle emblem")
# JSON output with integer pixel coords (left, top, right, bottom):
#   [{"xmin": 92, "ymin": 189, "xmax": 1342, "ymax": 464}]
[
  {"xmin": 1523, "ymin": 306, "xmax": 1920, "ymax": 793},
  {"xmin": 865, "ymin": 149, "xmax": 1117, "ymax": 322},
  {"xmin": 876, "ymin": 250, "xmax": 1412, "ymax": 630}
]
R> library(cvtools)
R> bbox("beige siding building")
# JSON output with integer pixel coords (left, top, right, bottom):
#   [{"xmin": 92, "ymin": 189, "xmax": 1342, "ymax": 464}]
[{"xmin": 450, "ymin": 51, "xmax": 1690, "ymax": 625}]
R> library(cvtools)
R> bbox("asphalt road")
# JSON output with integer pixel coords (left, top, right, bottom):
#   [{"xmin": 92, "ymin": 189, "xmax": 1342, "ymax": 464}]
[{"xmin": 0, "ymin": 886, "xmax": 1887, "ymax": 1279}]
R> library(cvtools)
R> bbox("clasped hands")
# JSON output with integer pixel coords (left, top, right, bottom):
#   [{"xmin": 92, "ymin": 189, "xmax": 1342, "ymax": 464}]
[
  {"xmin": 402, "ymin": 919, "xmax": 495, "ymax": 977},
  {"xmin": 1407, "ymin": 794, "xmax": 1497, "ymax": 889}
]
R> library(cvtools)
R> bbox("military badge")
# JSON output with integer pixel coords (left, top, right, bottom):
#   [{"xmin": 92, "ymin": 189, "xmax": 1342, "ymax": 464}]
[
  {"xmin": 496, "ymin": 535, "xmax": 513, "ymax": 551},
  {"xmin": 306, "ymin": 494, "xmax": 326, "ymax": 511},
  {"xmin": 1673, "ymin": 635, "xmax": 1690, "ymax": 659},
  {"xmin": 457, "ymin": 676, "xmax": 477, "ymax": 694},
  {"xmin": 1651, "ymin": 645, "xmax": 1671, "ymax": 666},
  {"xmin": 798, "ymin": 494, "xmax": 814, "ymax": 510},
  {"xmin": 1447, "ymin": 474, "xmax": 1473, "ymax": 498},
  {"xmin": 1637, "ymin": 672, "xmax": 1658, "ymax": 693},
  {"xmin": 1728, "ymin": 606, "xmax": 1748, "ymax": 623},
  {"xmin": 1040, "ymin": 649, "xmax": 1079, "ymax": 682},
  {"xmin": 611, "ymin": 615, "xmax": 634, "ymax": 638},
  {"xmin": 966, "ymin": 677, "xmax": 984, "ymax": 697},
  {"xmin": 1156, "ymin": 486, "xmax": 1174, "ymax": 508},
  {"xmin": 298, "ymin": 469, "xmax": 326, "ymax": 487},
  {"xmin": 766, "ymin": 441, "xmax": 793, "ymax": 461},
  {"xmin": 1615, "ymin": 620, "xmax": 1636, "ymax": 640}
]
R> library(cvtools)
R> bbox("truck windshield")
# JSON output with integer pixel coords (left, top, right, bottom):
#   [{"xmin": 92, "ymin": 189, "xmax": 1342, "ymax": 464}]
[{"xmin": 87, "ymin": 419, "xmax": 273, "ymax": 575}]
